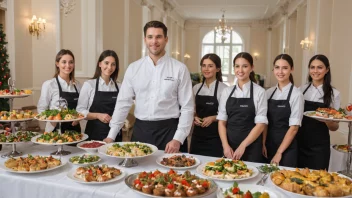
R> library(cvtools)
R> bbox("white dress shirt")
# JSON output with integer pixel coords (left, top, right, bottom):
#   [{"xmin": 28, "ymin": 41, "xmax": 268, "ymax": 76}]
[
  {"xmin": 108, "ymin": 54, "xmax": 194, "ymax": 142},
  {"xmin": 266, "ymin": 83, "xmax": 304, "ymax": 126},
  {"xmin": 217, "ymin": 80, "xmax": 268, "ymax": 124},
  {"xmin": 76, "ymin": 77, "xmax": 121, "ymax": 117},
  {"xmin": 300, "ymin": 83, "xmax": 341, "ymax": 109},
  {"xmin": 193, "ymin": 81, "xmax": 228, "ymax": 101},
  {"xmin": 37, "ymin": 76, "xmax": 81, "ymax": 132}
]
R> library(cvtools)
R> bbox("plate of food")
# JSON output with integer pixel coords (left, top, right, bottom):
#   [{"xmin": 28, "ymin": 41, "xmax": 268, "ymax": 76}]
[
  {"xmin": 333, "ymin": 144, "xmax": 352, "ymax": 153},
  {"xmin": 125, "ymin": 169, "xmax": 217, "ymax": 197},
  {"xmin": 0, "ymin": 89, "xmax": 33, "ymax": 98},
  {"xmin": 98, "ymin": 142, "xmax": 158, "ymax": 159},
  {"xmin": 0, "ymin": 154, "xmax": 66, "ymax": 173},
  {"xmin": 31, "ymin": 131, "xmax": 88, "ymax": 145},
  {"xmin": 196, "ymin": 158, "xmax": 259, "ymax": 181},
  {"xmin": 303, "ymin": 107, "xmax": 352, "ymax": 122},
  {"xmin": 69, "ymin": 154, "xmax": 101, "ymax": 165},
  {"xmin": 77, "ymin": 141, "xmax": 106, "ymax": 153},
  {"xmin": 34, "ymin": 109, "xmax": 85, "ymax": 122},
  {"xmin": 0, "ymin": 131, "xmax": 40, "ymax": 144},
  {"xmin": 0, "ymin": 110, "xmax": 37, "ymax": 121},
  {"xmin": 66, "ymin": 164, "xmax": 125, "ymax": 184},
  {"xmin": 156, "ymin": 154, "xmax": 201, "ymax": 170},
  {"xmin": 217, "ymin": 182, "xmax": 280, "ymax": 198},
  {"xmin": 269, "ymin": 168, "xmax": 352, "ymax": 197}
]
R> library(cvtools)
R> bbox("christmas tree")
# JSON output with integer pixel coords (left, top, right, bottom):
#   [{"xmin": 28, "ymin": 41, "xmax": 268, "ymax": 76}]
[{"xmin": 0, "ymin": 24, "xmax": 10, "ymax": 111}]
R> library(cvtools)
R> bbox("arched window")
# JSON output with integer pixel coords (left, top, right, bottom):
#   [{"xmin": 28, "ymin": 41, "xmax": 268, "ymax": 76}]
[{"xmin": 202, "ymin": 30, "xmax": 243, "ymax": 85}]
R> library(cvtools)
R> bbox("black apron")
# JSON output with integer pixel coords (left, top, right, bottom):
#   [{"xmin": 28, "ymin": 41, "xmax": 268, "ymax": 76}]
[
  {"xmin": 54, "ymin": 77, "xmax": 81, "ymax": 133},
  {"xmin": 132, "ymin": 118, "xmax": 188, "ymax": 152},
  {"xmin": 226, "ymin": 81, "xmax": 264, "ymax": 163},
  {"xmin": 190, "ymin": 81, "xmax": 223, "ymax": 157},
  {"xmin": 85, "ymin": 78, "xmax": 122, "ymax": 142},
  {"xmin": 266, "ymin": 85, "xmax": 297, "ymax": 167},
  {"xmin": 297, "ymin": 83, "xmax": 330, "ymax": 170}
]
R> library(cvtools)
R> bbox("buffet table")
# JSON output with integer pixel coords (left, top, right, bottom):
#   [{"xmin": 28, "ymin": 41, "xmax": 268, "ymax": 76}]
[{"xmin": 0, "ymin": 143, "xmax": 333, "ymax": 198}]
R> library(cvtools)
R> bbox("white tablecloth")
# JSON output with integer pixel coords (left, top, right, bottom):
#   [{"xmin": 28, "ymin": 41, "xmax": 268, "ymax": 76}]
[{"xmin": 0, "ymin": 143, "xmax": 338, "ymax": 198}]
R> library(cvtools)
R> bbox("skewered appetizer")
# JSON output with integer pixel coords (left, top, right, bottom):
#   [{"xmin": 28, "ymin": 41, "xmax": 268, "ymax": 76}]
[
  {"xmin": 0, "ymin": 131, "xmax": 38, "ymax": 143},
  {"xmin": 106, "ymin": 142, "xmax": 153, "ymax": 157},
  {"xmin": 36, "ymin": 109, "xmax": 84, "ymax": 120},
  {"xmin": 36, "ymin": 131, "xmax": 83, "ymax": 143},
  {"xmin": 0, "ymin": 89, "xmax": 32, "ymax": 95},
  {"xmin": 202, "ymin": 159, "xmax": 253, "ymax": 179},
  {"xmin": 69, "ymin": 155, "xmax": 100, "ymax": 164},
  {"xmin": 0, "ymin": 110, "xmax": 37, "ymax": 120},
  {"xmin": 133, "ymin": 169, "xmax": 211, "ymax": 197},
  {"xmin": 74, "ymin": 164, "xmax": 121, "ymax": 182},
  {"xmin": 271, "ymin": 168, "xmax": 352, "ymax": 197},
  {"xmin": 4, "ymin": 155, "xmax": 61, "ymax": 172},
  {"xmin": 160, "ymin": 154, "xmax": 196, "ymax": 167},
  {"xmin": 222, "ymin": 182, "xmax": 270, "ymax": 198}
]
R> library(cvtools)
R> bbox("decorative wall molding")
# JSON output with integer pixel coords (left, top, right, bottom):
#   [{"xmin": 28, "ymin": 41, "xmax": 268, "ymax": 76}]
[
  {"xmin": 60, "ymin": 0, "xmax": 76, "ymax": 16},
  {"xmin": 185, "ymin": 19, "xmax": 270, "ymax": 30},
  {"xmin": 0, "ymin": 0, "xmax": 7, "ymax": 10},
  {"xmin": 5, "ymin": 0, "xmax": 14, "ymax": 79}
]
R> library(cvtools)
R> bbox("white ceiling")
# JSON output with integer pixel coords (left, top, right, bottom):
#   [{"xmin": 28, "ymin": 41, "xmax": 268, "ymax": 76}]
[{"xmin": 171, "ymin": 0, "xmax": 280, "ymax": 20}]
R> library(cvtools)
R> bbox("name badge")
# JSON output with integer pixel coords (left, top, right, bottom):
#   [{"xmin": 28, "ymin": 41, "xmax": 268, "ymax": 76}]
[
  {"xmin": 112, "ymin": 96, "xmax": 117, "ymax": 99},
  {"xmin": 206, "ymin": 102, "xmax": 214, "ymax": 105},
  {"xmin": 277, "ymin": 105, "xmax": 286, "ymax": 108},
  {"xmin": 164, "ymin": 77, "xmax": 175, "ymax": 81},
  {"xmin": 240, "ymin": 105, "xmax": 248, "ymax": 107},
  {"xmin": 74, "ymin": 98, "xmax": 78, "ymax": 100}
]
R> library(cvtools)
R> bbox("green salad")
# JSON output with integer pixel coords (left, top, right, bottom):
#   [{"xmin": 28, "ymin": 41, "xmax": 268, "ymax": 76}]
[{"xmin": 69, "ymin": 155, "xmax": 100, "ymax": 164}]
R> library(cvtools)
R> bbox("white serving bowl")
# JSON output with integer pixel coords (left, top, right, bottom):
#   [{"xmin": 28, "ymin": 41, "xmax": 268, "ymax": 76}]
[{"xmin": 77, "ymin": 140, "xmax": 106, "ymax": 153}]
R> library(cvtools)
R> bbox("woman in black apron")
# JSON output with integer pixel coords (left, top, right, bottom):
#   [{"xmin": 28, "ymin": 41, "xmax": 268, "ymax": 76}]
[
  {"xmin": 190, "ymin": 54, "xmax": 227, "ymax": 157},
  {"xmin": 76, "ymin": 50, "xmax": 122, "ymax": 142},
  {"xmin": 297, "ymin": 54, "xmax": 340, "ymax": 170},
  {"xmin": 217, "ymin": 52, "xmax": 267, "ymax": 163},
  {"xmin": 37, "ymin": 49, "xmax": 81, "ymax": 133},
  {"xmin": 262, "ymin": 54, "xmax": 304, "ymax": 167}
]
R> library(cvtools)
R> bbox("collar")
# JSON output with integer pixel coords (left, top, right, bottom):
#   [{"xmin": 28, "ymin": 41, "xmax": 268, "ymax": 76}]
[
  {"xmin": 276, "ymin": 82, "xmax": 292, "ymax": 92},
  {"xmin": 204, "ymin": 80, "xmax": 217, "ymax": 88},
  {"xmin": 57, "ymin": 75, "xmax": 73, "ymax": 86},
  {"xmin": 236, "ymin": 80, "xmax": 251, "ymax": 91},
  {"xmin": 99, "ymin": 76, "xmax": 113, "ymax": 86},
  {"xmin": 146, "ymin": 53, "xmax": 168, "ymax": 66}
]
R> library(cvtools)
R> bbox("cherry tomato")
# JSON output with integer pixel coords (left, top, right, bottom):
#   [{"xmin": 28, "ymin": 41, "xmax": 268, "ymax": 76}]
[{"xmin": 232, "ymin": 187, "xmax": 240, "ymax": 194}]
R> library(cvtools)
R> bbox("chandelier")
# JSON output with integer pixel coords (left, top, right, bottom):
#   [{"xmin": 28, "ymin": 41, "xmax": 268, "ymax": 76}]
[{"xmin": 214, "ymin": 10, "xmax": 233, "ymax": 42}]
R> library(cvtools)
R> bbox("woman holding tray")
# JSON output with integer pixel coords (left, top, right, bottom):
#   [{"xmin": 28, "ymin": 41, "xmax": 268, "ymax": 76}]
[
  {"xmin": 37, "ymin": 49, "xmax": 81, "ymax": 133},
  {"xmin": 76, "ymin": 50, "xmax": 122, "ymax": 142},
  {"xmin": 297, "ymin": 54, "xmax": 340, "ymax": 170}
]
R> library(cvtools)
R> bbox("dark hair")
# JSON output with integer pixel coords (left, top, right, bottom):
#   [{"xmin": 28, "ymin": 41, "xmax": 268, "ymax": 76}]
[
  {"xmin": 200, "ymin": 53, "xmax": 223, "ymax": 82},
  {"xmin": 233, "ymin": 52, "xmax": 256, "ymax": 82},
  {"xmin": 143, "ymin": 21, "xmax": 168, "ymax": 37},
  {"xmin": 273, "ymin": 54, "xmax": 294, "ymax": 84},
  {"xmin": 93, "ymin": 50, "xmax": 119, "ymax": 82},
  {"xmin": 308, "ymin": 54, "xmax": 334, "ymax": 107},
  {"xmin": 54, "ymin": 49, "xmax": 75, "ymax": 82}
]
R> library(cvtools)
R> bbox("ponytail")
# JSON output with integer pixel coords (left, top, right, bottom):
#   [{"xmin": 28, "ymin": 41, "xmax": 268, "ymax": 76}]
[
  {"xmin": 289, "ymin": 73, "xmax": 294, "ymax": 84},
  {"xmin": 249, "ymin": 71, "xmax": 256, "ymax": 82}
]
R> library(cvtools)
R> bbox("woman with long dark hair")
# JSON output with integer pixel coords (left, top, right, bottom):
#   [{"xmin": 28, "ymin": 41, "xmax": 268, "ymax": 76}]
[
  {"xmin": 297, "ymin": 54, "xmax": 340, "ymax": 170},
  {"xmin": 37, "ymin": 49, "xmax": 81, "ymax": 133},
  {"xmin": 190, "ymin": 53, "xmax": 228, "ymax": 157},
  {"xmin": 76, "ymin": 50, "xmax": 122, "ymax": 142},
  {"xmin": 262, "ymin": 54, "xmax": 304, "ymax": 167},
  {"xmin": 217, "ymin": 52, "xmax": 267, "ymax": 162}
]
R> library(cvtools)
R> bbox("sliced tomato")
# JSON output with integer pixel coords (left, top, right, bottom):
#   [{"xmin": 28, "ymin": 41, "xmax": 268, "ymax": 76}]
[
  {"xmin": 232, "ymin": 187, "xmax": 240, "ymax": 194},
  {"xmin": 134, "ymin": 179, "xmax": 141, "ymax": 185},
  {"xmin": 167, "ymin": 183, "xmax": 174, "ymax": 189},
  {"xmin": 201, "ymin": 181, "xmax": 209, "ymax": 188},
  {"xmin": 243, "ymin": 191, "xmax": 253, "ymax": 198}
]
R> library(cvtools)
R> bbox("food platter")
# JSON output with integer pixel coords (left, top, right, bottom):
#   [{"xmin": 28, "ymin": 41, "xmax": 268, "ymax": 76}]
[
  {"xmin": 332, "ymin": 144, "xmax": 352, "ymax": 153},
  {"xmin": 68, "ymin": 155, "xmax": 101, "ymax": 165},
  {"xmin": 33, "ymin": 116, "xmax": 85, "ymax": 123},
  {"xmin": 0, "ymin": 94, "xmax": 32, "ymax": 98},
  {"xmin": 304, "ymin": 111, "xmax": 352, "ymax": 122},
  {"xmin": 124, "ymin": 170, "xmax": 217, "ymax": 198},
  {"xmin": 217, "ymin": 184, "xmax": 282, "ymax": 198},
  {"xmin": 66, "ymin": 165, "xmax": 126, "ymax": 184},
  {"xmin": 269, "ymin": 168, "xmax": 352, "ymax": 197},
  {"xmin": 0, "ymin": 131, "xmax": 40, "ymax": 145},
  {"xmin": 0, "ymin": 156, "xmax": 66, "ymax": 174},
  {"xmin": 98, "ymin": 142, "xmax": 158, "ymax": 159},
  {"xmin": 77, "ymin": 141, "xmax": 106, "ymax": 153},
  {"xmin": 156, "ymin": 154, "xmax": 201, "ymax": 170},
  {"xmin": 0, "ymin": 118, "xmax": 33, "ymax": 122},
  {"xmin": 196, "ymin": 160, "xmax": 259, "ymax": 181},
  {"xmin": 31, "ymin": 134, "xmax": 88, "ymax": 146}
]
